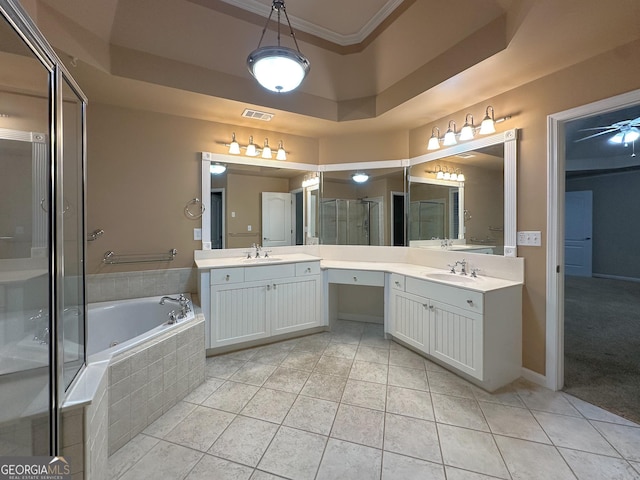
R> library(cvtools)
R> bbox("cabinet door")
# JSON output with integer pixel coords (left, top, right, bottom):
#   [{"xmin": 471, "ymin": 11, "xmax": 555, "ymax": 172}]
[
  {"xmin": 429, "ymin": 300, "xmax": 483, "ymax": 380},
  {"xmin": 390, "ymin": 291, "xmax": 430, "ymax": 353},
  {"xmin": 211, "ymin": 280, "xmax": 269, "ymax": 347},
  {"xmin": 271, "ymin": 275, "xmax": 322, "ymax": 335}
]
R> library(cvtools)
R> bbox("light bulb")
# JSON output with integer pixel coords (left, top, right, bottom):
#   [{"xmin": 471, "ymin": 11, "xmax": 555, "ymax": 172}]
[
  {"xmin": 479, "ymin": 106, "xmax": 496, "ymax": 135},
  {"xmin": 443, "ymin": 121, "xmax": 457, "ymax": 146},
  {"xmin": 276, "ymin": 141, "xmax": 287, "ymax": 160},
  {"xmin": 210, "ymin": 163, "xmax": 227, "ymax": 175},
  {"xmin": 352, "ymin": 172, "xmax": 369, "ymax": 183},
  {"xmin": 457, "ymin": 173, "xmax": 465, "ymax": 182},
  {"xmin": 427, "ymin": 127, "xmax": 440, "ymax": 150}
]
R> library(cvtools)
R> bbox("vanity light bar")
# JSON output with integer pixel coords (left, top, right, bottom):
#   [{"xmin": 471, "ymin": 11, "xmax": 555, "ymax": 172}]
[
  {"xmin": 427, "ymin": 107, "xmax": 512, "ymax": 151},
  {"xmin": 219, "ymin": 133, "xmax": 288, "ymax": 160}
]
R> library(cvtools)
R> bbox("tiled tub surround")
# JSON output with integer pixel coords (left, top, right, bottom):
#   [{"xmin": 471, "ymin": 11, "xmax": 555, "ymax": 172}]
[
  {"xmin": 107, "ymin": 317, "xmax": 205, "ymax": 455},
  {"xmin": 108, "ymin": 323, "xmax": 640, "ymax": 480},
  {"xmin": 87, "ymin": 268, "xmax": 197, "ymax": 303}
]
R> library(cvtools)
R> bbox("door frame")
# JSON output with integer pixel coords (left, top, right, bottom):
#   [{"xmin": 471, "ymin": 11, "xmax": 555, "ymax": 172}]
[{"xmin": 546, "ymin": 88, "xmax": 640, "ymax": 391}]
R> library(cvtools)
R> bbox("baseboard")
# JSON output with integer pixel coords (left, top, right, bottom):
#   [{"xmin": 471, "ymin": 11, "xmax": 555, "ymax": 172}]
[
  {"xmin": 521, "ymin": 367, "xmax": 547, "ymax": 388},
  {"xmin": 593, "ymin": 273, "xmax": 640, "ymax": 283},
  {"xmin": 337, "ymin": 313, "xmax": 384, "ymax": 324}
]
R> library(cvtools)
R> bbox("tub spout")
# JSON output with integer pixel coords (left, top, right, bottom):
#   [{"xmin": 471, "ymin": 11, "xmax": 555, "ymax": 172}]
[{"xmin": 160, "ymin": 294, "xmax": 191, "ymax": 318}]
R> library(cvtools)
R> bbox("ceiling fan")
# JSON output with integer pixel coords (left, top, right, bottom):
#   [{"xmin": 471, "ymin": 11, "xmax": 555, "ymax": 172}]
[{"xmin": 575, "ymin": 116, "xmax": 640, "ymax": 145}]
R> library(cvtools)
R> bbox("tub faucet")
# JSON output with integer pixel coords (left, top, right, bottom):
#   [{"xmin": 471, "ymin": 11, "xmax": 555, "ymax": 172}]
[{"xmin": 160, "ymin": 294, "xmax": 191, "ymax": 318}]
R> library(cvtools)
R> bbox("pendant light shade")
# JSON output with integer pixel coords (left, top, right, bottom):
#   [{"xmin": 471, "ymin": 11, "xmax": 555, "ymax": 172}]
[
  {"xmin": 427, "ymin": 127, "xmax": 440, "ymax": 150},
  {"xmin": 352, "ymin": 172, "xmax": 369, "ymax": 183},
  {"xmin": 276, "ymin": 140, "xmax": 287, "ymax": 160},
  {"xmin": 459, "ymin": 114, "xmax": 475, "ymax": 141},
  {"xmin": 229, "ymin": 132, "xmax": 241, "ymax": 154},
  {"xmin": 480, "ymin": 106, "xmax": 496, "ymax": 135},
  {"xmin": 443, "ymin": 120, "xmax": 457, "ymax": 146},
  {"xmin": 246, "ymin": 136, "xmax": 258, "ymax": 157},
  {"xmin": 210, "ymin": 163, "xmax": 227, "ymax": 175},
  {"xmin": 261, "ymin": 138, "xmax": 272, "ymax": 158},
  {"xmin": 247, "ymin": 1, "xmax": 310, "ymax": 93}
]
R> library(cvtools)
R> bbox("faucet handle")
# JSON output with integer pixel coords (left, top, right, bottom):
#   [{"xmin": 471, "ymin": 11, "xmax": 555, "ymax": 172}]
[
  {"xmin": 447, "ymin": 263, "xmax": 457, "ymax": 274},
  {"xmin": 470, "ymin": 268, "xmax": 481, "ymax": 278}
]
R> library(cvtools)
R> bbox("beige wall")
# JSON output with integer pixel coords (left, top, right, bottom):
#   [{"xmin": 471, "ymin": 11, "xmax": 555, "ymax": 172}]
[
  {"xmin": 407, "ymin": 38, "xmax": 640, "ymax": 374},
  {"xmin": 86, "ymin": 104, "xmax": 319, "ymax": 272},
  {"xmin": 85, "ymin": 38, "xmax": 640, "ymax": 375}
]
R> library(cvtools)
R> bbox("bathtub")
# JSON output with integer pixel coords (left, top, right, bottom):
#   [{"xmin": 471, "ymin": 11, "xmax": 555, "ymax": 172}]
[{"xmin": 87, "ymin": 294, "xmax": 195, "ymax": 361}]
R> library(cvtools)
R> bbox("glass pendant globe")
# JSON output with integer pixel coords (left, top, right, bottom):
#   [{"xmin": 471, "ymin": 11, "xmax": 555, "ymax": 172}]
[{"xmin": 248, "ymin": 46, "xmax": 310, "ymax": 93}]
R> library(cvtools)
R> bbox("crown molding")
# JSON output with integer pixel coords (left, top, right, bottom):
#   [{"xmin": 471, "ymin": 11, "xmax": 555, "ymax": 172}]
[{"xmin": 217, "ymin": 0, "xmax": 404, "ymax": 46}]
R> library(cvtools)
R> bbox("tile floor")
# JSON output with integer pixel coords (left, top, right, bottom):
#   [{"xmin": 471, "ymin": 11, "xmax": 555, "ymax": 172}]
[{"xmin": 108, "ymin": 321, "xmax": 640, "ymax": 480}]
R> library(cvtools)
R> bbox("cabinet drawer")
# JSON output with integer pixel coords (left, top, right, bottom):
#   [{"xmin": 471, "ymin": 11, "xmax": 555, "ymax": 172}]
[
  {"xmin": 405, "ymin": 276, "xmax": 483, "ymax": 313},
  {"xmin": 211, "ymin": 267, "xmax": 245, "ymax": 285},
  {"xmin": 327, "ymin": 269, "xmax": 385, "ymax": 287},
  {"xmin": 389, "ymin": 273, "xmax": 405, "ymax": 291},
  {"xmin": 244, "ymin": 263, "xmax": 296, "ymax": 282},
  {"xmin": 296, "ymin": 261, "xmax": 321, "ymax": 277}
]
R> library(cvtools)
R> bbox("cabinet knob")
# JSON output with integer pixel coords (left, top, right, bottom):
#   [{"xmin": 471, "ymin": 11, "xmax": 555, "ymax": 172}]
[
  {"xmin": 423, "ymin": 303, "xmax": 429, "ymax": 309},
  {"xmin": 395, "ymin": 281, "xmax": 401, "ymax": 287},
  {"xmin": 306, "ymin": 268, "xmax": 311, "ymax": 273},
  {"xmin": 273, "ymin": 284, "xmax": 277, "ymax": 290},
  {"xmin": 267, "ymin": 285, "xmax": 271, "ymax": 291},
  {"xmin": 353, "ymin": 276, "xmax": 358, "ymax": 282},
  {"xmin": 429, "ymin": 305, "xmax": 434, "ymax": 310},
  {"xmin": 467, "ymin": 299, "xmax": 473, "ymax": 305},
  {"xmin": 225, "ymin": 274, "xmax": 230, "ymax": 281}
]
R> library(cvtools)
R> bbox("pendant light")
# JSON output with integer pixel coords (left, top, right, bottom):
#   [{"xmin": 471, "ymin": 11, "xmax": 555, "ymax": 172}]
[
  {"xmin": 352, "ymin": 172, "xmax": 369, "ymax": 183},
  {"xmin": 247, "ymin": 0, "xmax": 310, "ymax": 93}
]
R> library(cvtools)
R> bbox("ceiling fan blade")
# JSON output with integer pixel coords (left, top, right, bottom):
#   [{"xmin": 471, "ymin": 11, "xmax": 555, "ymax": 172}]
[
  {"xmin": 578, "ymin": 126, "xmax": 620, "ymax": 131},
  {"xmin": 574, "ymin": 129, "xmax": 619, "ymax": 142}
]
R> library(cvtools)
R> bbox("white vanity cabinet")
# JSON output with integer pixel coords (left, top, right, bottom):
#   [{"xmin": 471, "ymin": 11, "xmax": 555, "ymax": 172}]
[
  {"xmin": 210, "ymin": 261, "xmax": 322, "ymax": 348},
  {"xmin": 387, "ymin": 273, "xmax": 521, "ymax": 391}
]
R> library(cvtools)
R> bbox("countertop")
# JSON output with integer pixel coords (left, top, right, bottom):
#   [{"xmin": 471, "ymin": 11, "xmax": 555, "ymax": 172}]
[{"xmin": 196, "ymin": 253, "xmax": 521, "ymax": 293}]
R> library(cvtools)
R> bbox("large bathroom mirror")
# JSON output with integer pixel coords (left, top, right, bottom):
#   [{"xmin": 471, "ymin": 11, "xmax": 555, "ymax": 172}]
[
  {"xmin": 409, "ymin": 129, "xmax": 518, "ymax": 256},
  {"xmin": 201, "ymin": 153, "xmax": 320, "ymax": 249},
  {"xmin": 320, "ymin": 166, "xmax": 407, "ymax": 246}
]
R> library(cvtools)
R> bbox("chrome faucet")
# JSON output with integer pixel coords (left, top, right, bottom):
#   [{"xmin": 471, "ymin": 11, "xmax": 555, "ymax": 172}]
[
  {"xmin": 252, "ymin": 243, "xmax": 262, "ymax": 258},
  {"xmin": 160, "ymin": 294, "xmax": 191, "ymax": 318},
  {"xmin": 456, "ymin": 259, "xmax": 468, "ymax": 275}
]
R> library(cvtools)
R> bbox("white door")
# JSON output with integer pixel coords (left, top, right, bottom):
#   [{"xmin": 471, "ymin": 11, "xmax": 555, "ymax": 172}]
[
  {"xmin": 262, "ymin": 192, "xmax": 293, "ymax": 247},
  {"xmin": 565, "ymin": 190, "xmax": 593, "ymax": 277}
]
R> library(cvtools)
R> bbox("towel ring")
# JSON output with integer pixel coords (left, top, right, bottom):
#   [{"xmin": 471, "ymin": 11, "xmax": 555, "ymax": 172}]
[{"xmin": 184, "ymin": 198, "xmax": 205, "ymax": 219}]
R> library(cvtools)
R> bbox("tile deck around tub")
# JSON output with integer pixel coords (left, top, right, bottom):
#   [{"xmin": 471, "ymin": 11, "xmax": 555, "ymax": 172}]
[{"xmin": 109, "ymin": 320, "xmax": 640, "ymax": 480}]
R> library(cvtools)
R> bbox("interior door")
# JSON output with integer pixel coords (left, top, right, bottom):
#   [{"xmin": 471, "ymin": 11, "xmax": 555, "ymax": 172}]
[
  {"xmin": 565, "ymin": 190, "xmax": 593, "ymax": 277},
  {"xmin": 262, "ymin": 192, "xmax": 293, "ymax": 247}
]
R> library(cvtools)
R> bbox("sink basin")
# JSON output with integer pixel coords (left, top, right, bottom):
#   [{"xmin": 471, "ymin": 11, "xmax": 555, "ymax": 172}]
[
  {"xmin": 425, "ymin": 272, "xmax": 477, "ymax": 285},
  {"xmin": 243, "ymin": 257, "xmax": 282, "ymax": 263}
]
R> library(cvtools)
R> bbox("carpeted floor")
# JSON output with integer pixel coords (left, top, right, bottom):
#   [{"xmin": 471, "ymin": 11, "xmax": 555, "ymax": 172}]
[{"xmin": 563, "ymin": 275, "xmax": 640, "ymax": 424}]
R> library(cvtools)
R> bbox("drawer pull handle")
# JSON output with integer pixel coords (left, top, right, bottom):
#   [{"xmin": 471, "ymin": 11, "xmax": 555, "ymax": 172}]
[
  {"xmin": 273, "ymin": 284, "xmax": 277, "ymax": 290},
  {"xmin": 429, "ymin": 305, "xmax": 434, "ymax": 310},
  {"xmin": 395, "ymin": 281, "xmax": 401, "ymax": 287},
  {"xmin": 267, "ymin": 285, "xmax": 271, "ymax": 291},
  {"xmin": 225, "ymin": 274, "xmax": 230, "ymax": 281},
  {"xmin": 467, "ymin": 299, "xmax": 473, "ymax": 305},
  {"xmin": 353, "ymin": 276, "xmax": 358, "ymax": 282},
  {"xmin": 306, "ymin": 268, "xmax": 311, "ymax": 273},
  {"xmin": 423, "ymin": 304, "xmax": 429, "ymax": 309}
]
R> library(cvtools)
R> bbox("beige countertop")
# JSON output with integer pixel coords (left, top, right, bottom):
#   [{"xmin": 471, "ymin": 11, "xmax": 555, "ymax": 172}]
[{"xmin": 195, "ymin": 253, "xmax": 321, "ymax": 269}]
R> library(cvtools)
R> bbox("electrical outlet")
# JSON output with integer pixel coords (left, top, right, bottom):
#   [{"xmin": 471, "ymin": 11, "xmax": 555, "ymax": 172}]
[
  {"xmin": 193, "ymin": 228, "xmax": 202, "ymax": 241},
  {"xmin": 247, "ymin": 225, "xmax": 252, "ymax": 232},
  {"xmin": 517, "ymin": 231, "xmax": 541, "ymax": 246}
]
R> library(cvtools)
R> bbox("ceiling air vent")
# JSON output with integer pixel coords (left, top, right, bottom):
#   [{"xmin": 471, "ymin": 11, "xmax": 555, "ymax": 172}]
[{"xmin": 242, "ymin": 109, "xmax": 274, "ymax": 121}]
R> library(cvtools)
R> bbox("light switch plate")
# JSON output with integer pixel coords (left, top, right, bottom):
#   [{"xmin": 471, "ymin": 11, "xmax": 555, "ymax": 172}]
[
  {"xmin": 247, "ymin": 225, "xmax": 252, "ymax": 232},
  {"xmin": 517, "ymin": 231, "xmax": 541, "ymax": 246},
  {"xmin": 193, "ymin": 228, "xmax": 202, "ymax": 240}
]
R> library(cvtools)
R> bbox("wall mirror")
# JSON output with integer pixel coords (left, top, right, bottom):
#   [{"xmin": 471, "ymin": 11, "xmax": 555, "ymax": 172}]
[
  {"xmin": 201, "ymin": 153, "xmax": 320, "ymax": 249},
  {"xmin": 409, "ymin": 129, "xmax": 518, "ymax": 256},
  {"xmin": 320, "ymin": 166, "xmax": 407, "ymax": 246}
]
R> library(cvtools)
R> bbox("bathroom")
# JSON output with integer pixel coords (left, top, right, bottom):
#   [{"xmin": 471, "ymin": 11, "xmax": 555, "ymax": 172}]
[{"xmin": 2, "ymin": 1, "xmax": 640, "ymax": 479}]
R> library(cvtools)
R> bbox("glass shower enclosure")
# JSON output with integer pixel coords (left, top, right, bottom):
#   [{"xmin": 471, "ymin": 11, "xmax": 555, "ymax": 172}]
[
  {"xmin": 320, "ymin": 199, "xmax": 382, "ymax": 245},
  {"xmin": 0, "ymin": 0, "xmax": 87, "ymax": 456}
]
